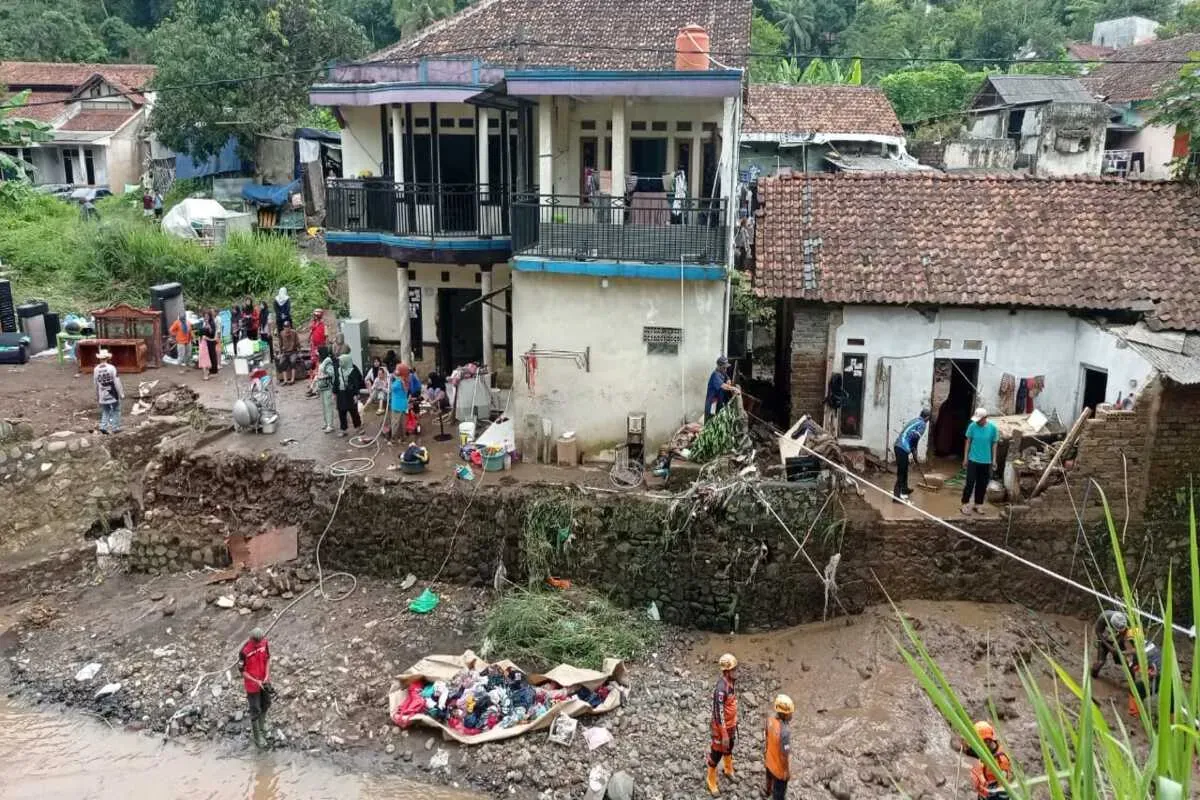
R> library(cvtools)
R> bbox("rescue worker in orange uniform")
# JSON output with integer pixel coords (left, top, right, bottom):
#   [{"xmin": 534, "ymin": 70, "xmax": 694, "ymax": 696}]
[
  {"xmin": 705, "ymin": 653, "xmax": 739, "ymax": 795},
  {"xmin": 959, "ymin": 720, "xmax": 1012, "ymax": 799},
  {"xmin": 763, "ymin": 694, "xmax": 794, "ymax": 800},
  {"xmin": 1128, "ymin": 640, "xmax": 1161, "ymax": 719}
]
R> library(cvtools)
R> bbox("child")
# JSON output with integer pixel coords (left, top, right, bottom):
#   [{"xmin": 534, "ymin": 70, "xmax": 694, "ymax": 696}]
[{"xmin": 363, "ymin": 357, "xmax": 390, "ymax": 415}]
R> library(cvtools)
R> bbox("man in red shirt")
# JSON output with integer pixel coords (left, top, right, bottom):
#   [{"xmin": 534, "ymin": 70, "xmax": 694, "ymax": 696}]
[
  {"xmin": 309, "ymin": 309, "xmax": 327, "ymax": 369},
  {"xmin": 238, "ymin": 627, "xmax": 271, "ymax": 748}
]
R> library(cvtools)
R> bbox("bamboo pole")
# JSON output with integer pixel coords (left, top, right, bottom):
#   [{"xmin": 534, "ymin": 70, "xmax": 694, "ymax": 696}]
[{"xmin": 1031, "ymin": 407, "xmax": 1092, "ymax": 498}]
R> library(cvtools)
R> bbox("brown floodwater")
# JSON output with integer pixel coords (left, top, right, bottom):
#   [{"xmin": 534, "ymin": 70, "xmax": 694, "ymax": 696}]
[{"xmin": 0, "ymin": 698, "xmax": 480, "ymax": 800}]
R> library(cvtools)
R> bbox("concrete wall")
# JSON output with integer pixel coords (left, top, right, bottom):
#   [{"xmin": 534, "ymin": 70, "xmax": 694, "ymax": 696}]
[
  {"xmin": 1124, "ymin": 119, "xmax": 1179, "ymax": 180},
  {"xmin": 801, "ymin": 305, "xmax": 1155, "ymax": 455},
  {"xmin": 941, "ymin": 138, "xmax": 1016, "ymax": 171},
  {"xmin": 345, "ymin": 255, "xmax": 511, "ymax": 373},
  {"xmin": 1093, "ymin": 16, "xmax": 1159, "ymax": 48},
  {"xmin": 509, "ymin": 270, "xmax": 725, "ymax": 450},
  {"xmin": 339, "ymin": 105, "xmax": 384, "ymax": 177},
  {"xmin": 1034, "ymin": 103, "xmax": 1107, "ymax": 177}
]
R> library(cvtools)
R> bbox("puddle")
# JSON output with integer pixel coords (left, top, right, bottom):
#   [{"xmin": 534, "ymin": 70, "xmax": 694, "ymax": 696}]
[{"xmin": 0, "ymin": 698, "xmax": 480, "ymax": 800}]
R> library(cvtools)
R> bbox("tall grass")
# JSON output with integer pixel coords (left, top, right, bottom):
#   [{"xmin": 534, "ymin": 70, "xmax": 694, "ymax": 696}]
[
  {"xmin": 0, "ymin": 182, "xmax": 335, "ymax": 316},
  {"xmin": 897, "ymin": 488, "xmax": 1198, "ymax": 798}
]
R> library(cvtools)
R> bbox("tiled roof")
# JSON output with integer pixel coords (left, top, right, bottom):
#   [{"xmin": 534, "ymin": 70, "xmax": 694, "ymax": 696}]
[
  {"xmin": 1, "ymin": 90, "xmax": 72, "ymax": 122},
  {"xmin": 1081, "ymin": 33, "xmax": 1200, "ymax": 101},
  {"xmin": 742, "ymin": 84, "xmax": 902, "ymax": 137},
  {"xmin": 373, "ymin": 0, "xmax": 751, "ymax": 71},
  {"xmin": 0, "ymin": 61, "xmax": 155, "ymax": 105},
  {"xmin": 752, "ymin": 172, "xmax": 1200, "ymax": 332},
  {"xmin": 59, "ymin": 109, "xmax": 141, "ymax": 132},
  {"xmin": 1066, "ymin": 42, "xmax": 1115, "ymax": 61}
]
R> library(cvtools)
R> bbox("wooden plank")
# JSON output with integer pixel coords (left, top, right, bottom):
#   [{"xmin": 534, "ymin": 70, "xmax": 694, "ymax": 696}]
[{"xmin": 1031, "ymin": 407, "xmax": 1091, "ymax": 498}]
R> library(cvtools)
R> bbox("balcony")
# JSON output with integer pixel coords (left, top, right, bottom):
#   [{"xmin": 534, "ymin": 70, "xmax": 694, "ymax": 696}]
[
  {"xmin": 325, "ymin": 179, "xmax": 512, "ymax": 264},
  {"xmin": 511, "ymin": 194, "xmax": 728, "ymax": 268}
]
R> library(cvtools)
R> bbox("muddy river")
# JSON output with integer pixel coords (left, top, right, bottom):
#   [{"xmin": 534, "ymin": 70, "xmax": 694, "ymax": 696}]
[{"xmin": 0, "ymin": 698, "xmax": 480, "ymax": 800}]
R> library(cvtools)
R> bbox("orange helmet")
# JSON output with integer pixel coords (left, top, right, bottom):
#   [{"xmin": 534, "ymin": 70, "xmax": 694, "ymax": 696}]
[{"xmin": 974, "ymin": 720, "xmax": 997, "ymax": 742}]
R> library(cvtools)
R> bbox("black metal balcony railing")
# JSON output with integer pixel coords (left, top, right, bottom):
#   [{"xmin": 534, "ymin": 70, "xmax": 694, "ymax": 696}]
[
  {"xmin": 511, "ymin": 193, "xmax": 728, "ymax": 265},
  {"xmin": 326, "ymin": 179, "xmax": 510, "ymax": 238}
]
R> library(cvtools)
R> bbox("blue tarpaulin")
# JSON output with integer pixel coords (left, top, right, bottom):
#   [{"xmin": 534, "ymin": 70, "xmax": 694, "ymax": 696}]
[
  {"xmin": 174, "ymin": 136, "xmax": 246, "ymax": 180},
  {"xmin": 241, "ymin": 179, "xmax": 301, "ymax": 208}
]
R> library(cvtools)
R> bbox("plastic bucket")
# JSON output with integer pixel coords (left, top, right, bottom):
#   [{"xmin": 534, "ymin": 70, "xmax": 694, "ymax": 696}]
[
  {"xmin": 459, "ymin": 422, "xmax": 476, "ymax": 445},
  {"xmin": 483, "ymin": 451, "xmax": 506, "ymax": 472}
]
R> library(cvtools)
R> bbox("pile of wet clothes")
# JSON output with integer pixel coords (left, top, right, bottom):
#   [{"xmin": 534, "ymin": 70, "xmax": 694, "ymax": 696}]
[{"xmin": 391, "ymin": 664, "xmax": 616, "ymax": 736}]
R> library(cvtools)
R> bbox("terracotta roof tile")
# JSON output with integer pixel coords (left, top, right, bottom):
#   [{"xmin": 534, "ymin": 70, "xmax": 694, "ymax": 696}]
[
  {"xmin": 1066, "ymin": 41, "xmax": 1116, "ymax": 61},
  {"xmin": 1, "ymin": 90, "xmax": 72, "ymax": 122},
  {"xmin": 743, "ymin": 84, "xmax": 901, "ymax": 137},
  {"xmin": 59, "ymin": 109, "xmax": 140, "ymax": 132},
  {"xmin": 0, "ymin": 61, "xmax": 155, "ymax": 105},
  {"xmin": 373, "ymin": 0, "xmax": 751, "ymax": 70},
  {"xmin": 752, "ymin": 172, "xmax": 1200, "ymax": 332},
  {"xmin": 1081, "ymin": 33, "xmax": 1200, "ymax": 101}
]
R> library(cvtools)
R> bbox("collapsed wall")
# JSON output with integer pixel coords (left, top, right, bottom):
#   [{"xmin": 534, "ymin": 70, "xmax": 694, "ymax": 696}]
[{"xmin": 139, "ymin": 439, "xmax": 1173, "ymax": 630}]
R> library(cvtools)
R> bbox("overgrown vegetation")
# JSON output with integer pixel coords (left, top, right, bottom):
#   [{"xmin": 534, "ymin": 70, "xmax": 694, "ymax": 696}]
[
  {"xmin": 0, "ymin": 182, "xmax": 335, "ymax": 316},
  {"xmin": 521, "ymin": 496, "xmax": 573, "ymax": 587},
  {"xmin": 482, "ymin": 589, "xmax": 658, "ymax": 671},
  {"xmin": 898, "ymin": 489, "xmax": 1199, "ymax": 797}
]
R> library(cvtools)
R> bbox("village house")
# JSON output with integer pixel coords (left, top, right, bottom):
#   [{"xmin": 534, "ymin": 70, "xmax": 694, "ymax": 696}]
[
  {"xmin": 753, "ymin": 172, "xmax": 1200, "ymax": 471},
  {"xmin": 310, "ymin": 0, "xmax": 751, "ymax": 449},
  {"xmin": 0, "ymin": 61, "xmax": 156, "ymax": 191},
  {"xmin": 739, "ymin": 84, "xmax": 921, "ymax": 176},
  {"xmin": 1083, "ymin": 32, "xmax": 1200, "ymax": 179},
  {"xmin": 914, "ymin": 75, "xmax": 1109, "ymax": 176}
]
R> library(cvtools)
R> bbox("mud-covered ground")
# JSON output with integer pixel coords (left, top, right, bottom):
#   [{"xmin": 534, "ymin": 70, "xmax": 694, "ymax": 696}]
[{"xmin": 1, "ymin": 560, "xmax": 1133, "ymax": 800}]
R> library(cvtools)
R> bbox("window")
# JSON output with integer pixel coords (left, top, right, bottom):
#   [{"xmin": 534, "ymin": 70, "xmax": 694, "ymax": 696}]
[
  {"xmin": 458, "ymin": 117, "xmax": 474, "ymax": 129},
  {"xmin": 933, "ymin": 338, "xmax": 951, "ymax": 350},
  {"xmin": 676, "ymin": 121, "xmax": 693, "ymax": 132},
  {"xmin": 408, "ymin": 269, "xmax": 417, "ymax": 281},
  {"xmin": 439, "ymin": 118, "xmax": 455, "ymax": 128},
  {"xmin": 643, "ymin": 326, "xmax": 682, "ymax": 355},
  {"xmin": 631, "ymin": 121, "xmax": 647, "ymax": 131},
  {"xmin": 413, "ymin": 117, "xmax": 430, "ymax": 129},
  {"xmin": 962, "ymin": 339, "xmax": 983, "ymax": 351},
  {"xmin": 440, "ymin": 271, "xmax": 450, "ymax": 282},
  {"xmin": 488, "ymin": 117, "xmax": 499, "ymax": 129},
  {"xmin": 581, "ymin": 120, "xmax": 597, "ymax": 130},
  {"xmin": 650, "ymin": 121, "xmax": 668, "ymax": 132},
  {"xmin": 847, "ymin": 337, "xmax": 865, "ymax": 346},
  {"xmin": 1006, "ymin": 109, "xmax": 1025, "ymax": 139}
]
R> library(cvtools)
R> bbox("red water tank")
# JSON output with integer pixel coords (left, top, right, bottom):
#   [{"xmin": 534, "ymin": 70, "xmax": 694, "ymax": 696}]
[{"xmin": 675, "ymin": 24, "xmax": 710, "ymax": 71}]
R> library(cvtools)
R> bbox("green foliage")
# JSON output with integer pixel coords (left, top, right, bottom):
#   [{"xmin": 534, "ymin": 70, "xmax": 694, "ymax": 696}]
[
  {"xmin": 391, "ymin": 0, "xmax": 453, "ymax": 37},
  {"xmin": 0, "ymin": 0, "xmax": 109, "ymax": 62},
  {"xmin": 521, "ymin": 496, "xmax": 573, "ymax": 587},
  {"xmin": 149, "ymin": 0, "xmax": 368, "ymax": 159},
  {"xmin": 880, "ymin": 62, "xmax": 990, "ymax": 123},
  {"xmin": 0, "ymin": 181, "xmax": 334, "ymax": 317},
  {"xmin": 1161, "ymin": 1, "xmax": 1200, "ymax": 37},
  {"xmin": 482, "ymin": 589, "xmax": 657, "ymax": 670},
  {"xmin": 798, "ymin": 57, "xmax": 863, "ymax": 84},
  {"xmin": 0, "ymin": 91, "xmax": 52, "ymax": 180},
  {"xmin": 332, "ymin": 0, "xmax": 400, "ymax": 48},
  {"xmin": 896, "ymin": 490, "xmax": 1200, "ymax": 797},
  {"xmin": 750, "ymin": 10, "xmax": 790, "ymax": 83},
  {"xmin": 689, "ymin": 399, "xmax": 745, "ymax": 463},
  {"xmin": 775, "ymin": 0, "xmax": 817, "ymax": 58},
  {"xmin": 1150, "ymin": 53, "xmax": 1200, "ymax": 181}
]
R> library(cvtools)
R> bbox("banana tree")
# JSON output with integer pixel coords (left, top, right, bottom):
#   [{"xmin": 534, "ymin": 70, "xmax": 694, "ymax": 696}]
[{"xmin": 0, "ymin": 90, "xmax": 52, "ymax": 181}]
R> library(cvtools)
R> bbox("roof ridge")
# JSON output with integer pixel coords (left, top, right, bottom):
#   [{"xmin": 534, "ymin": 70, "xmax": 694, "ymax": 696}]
[{"xmin": 764, "ymin": 171, "xmax": 1191, "ymax": 186}]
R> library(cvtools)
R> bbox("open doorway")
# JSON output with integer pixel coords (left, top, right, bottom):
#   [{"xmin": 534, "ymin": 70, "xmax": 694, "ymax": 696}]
[
  {"xmin": 1081, "ymin": 365, "xmax": 1108, "ymax": 411},
  {"xmin": 438, "ymin": 288, "xmax": 482, "ymax": 372},
  {"xmin": 930, "ymin": 358, "xmax": 979, "ymax": 458}
]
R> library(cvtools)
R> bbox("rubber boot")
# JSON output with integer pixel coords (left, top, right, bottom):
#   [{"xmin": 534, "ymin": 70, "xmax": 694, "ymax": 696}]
[
  {"xmin": 252, "ymin": 717, "xmax": 268, "ymax": 749},
  {"xmin": 1128, "ymin": 694, "xmax": 1141, "ymax": 719},
  {"xmin": 722, "ymin": 754, "xmax": 735, "ymax": 778},
  {"xmin": 705, "ymin": 765, "xmax": 719, "ymax": 796}
]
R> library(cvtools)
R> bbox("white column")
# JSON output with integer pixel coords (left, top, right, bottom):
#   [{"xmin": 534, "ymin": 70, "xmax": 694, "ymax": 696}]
[
  {"xmin": 537, "ymin": 97, "xmax": 553, "ymax": 218},
  {"xmin": 390, "ymin": 105, "xmax": 404, "ymax": 185},
  {"xmin": 396, "ymin": 262, "xmax": 412, "ymax": 363},
  {"xmin": 690, "ymin": 131, "xmax": 702, "ymax": 199},
  {"xmin": 610, "ymin": 98, "xmax": 626, "ymax": 200},
  {"xmin": 480, "ymin": 266, "xmax": 494, "ymax": 373},
  {"xmin": 719, "ymin": 98, "xmax": 736, "ymax": 208},
  {"xmin": 77, "ymin": 146, "xmax": 87, "ymax": 185},
  {"xmin": 477, "ymin": 108, "xmax": 491, "ymax": 201}
]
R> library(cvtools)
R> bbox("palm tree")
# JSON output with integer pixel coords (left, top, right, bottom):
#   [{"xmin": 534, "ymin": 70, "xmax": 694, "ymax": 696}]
[{"xmin": 775, "ymin": 0, "xmax": 816, "ymax": 59}]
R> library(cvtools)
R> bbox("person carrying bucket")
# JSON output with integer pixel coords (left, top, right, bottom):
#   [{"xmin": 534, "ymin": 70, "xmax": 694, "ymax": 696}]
[{"xmin": 705, "ymin": 653, "xmax": 738, "ymax": 795}]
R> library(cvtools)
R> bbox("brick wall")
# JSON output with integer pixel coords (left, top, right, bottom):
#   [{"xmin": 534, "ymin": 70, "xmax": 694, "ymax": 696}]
[
  {"xmin": 789, "ymin": 302, "xmax": 830, "ymax": 421},
  {"xmin": 1146, "ymin": 381, "xmax": 1200, "ymax": 519},
  {"xmin": 1055, "ymin": 389, "xmax": 1155, "ymax": 519}
]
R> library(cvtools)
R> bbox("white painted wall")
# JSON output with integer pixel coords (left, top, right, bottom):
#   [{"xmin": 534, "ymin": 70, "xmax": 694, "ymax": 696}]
[
  {"xmin": 1125, "ymin": 122, "xmax": 1179, "ymax": 180},
  {"xmin": 340, "ymin": 105, "xmax": 384, "ymax": 177},
  {"xmin": 510, "ymin": 271, "xmax": 725, "ymax": 450},
  {"xmin": 827, "ymin": 306, "xmax": 1156, "ymax": 456},
  {"xmin": 346, "ymin": 256, "xmax": 510, "ymax": 347}
]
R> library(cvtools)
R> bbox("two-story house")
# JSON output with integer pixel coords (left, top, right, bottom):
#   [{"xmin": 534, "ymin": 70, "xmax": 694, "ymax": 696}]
[
  {"xmin": 311, "ymin": 0, "xmax": 751, "ymax": 449},
  {"xmin": 1083, "ymin": 33, "xmax": 1200, "ymax": 179},
  {"xmin": 0, "ymin": 61, "xmax": 156, "ymax": 191}
]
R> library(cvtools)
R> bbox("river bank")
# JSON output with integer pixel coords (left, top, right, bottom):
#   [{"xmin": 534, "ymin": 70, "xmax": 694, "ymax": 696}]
[{"xmin": 1, "ymin": 561, "xmax": 1122, "ymax": 799}]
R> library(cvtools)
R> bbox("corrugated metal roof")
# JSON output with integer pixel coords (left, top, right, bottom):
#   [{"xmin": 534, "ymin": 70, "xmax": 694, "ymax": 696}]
[
  {"xmin": 985, "ymin": 75, "xmax": 1097, "ymax": 106},
  {"xmin": 1111, "ymin": 323, "xmax": 1200, "ymax": 385}
]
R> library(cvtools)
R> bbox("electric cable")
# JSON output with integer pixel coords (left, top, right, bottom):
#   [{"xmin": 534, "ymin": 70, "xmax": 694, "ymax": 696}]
[{"xmin": 794, "ymin": 439, "xmax": 1195, "ymax": 639}]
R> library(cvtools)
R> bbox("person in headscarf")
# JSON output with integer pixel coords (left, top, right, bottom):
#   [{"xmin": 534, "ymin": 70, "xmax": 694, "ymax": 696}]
[
  {"xmin": 386, "ymin": 362, "xmax": 411, "ymax": 440},
  {"xmin": 273, "ymin": 287, "xmax": 292, "ymax": 330},
  {"xmin": 198, "ymin": 309, "xmax": 221, "ymax": 380},
  {"xmin": 333, "ymin": 352, "xmax": 364, "ymax": 437},
  {"xmin": 257, "ymin": 299, "xmax": 272, "ymax": 362},
  {"xmin": 309, "ymin": 345, "xmax": 336, "ymax": 433}
]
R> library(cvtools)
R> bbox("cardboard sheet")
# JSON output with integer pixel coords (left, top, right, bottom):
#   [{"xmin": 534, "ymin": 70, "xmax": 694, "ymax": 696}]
[{"xmin": 387, "ymin": 650, "xmax": 627, "ymax": 745}]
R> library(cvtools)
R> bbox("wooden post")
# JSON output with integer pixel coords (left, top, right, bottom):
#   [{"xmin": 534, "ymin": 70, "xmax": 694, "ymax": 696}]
[{"xmin": 1032, "ymin": 407, "xmax": 1091, "ymax": 498}]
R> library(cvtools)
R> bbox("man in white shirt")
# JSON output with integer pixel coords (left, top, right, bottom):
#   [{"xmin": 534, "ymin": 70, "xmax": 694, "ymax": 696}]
[{"xmin": 93, "ymin": 349, "xmax": 125, "ymax": 434}]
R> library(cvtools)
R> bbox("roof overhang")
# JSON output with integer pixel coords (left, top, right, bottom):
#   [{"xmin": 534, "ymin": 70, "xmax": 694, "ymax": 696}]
[
  {"xmin": 504, "ymin": 69, "xmax": 743, "ymax": 98},
  {"xmin": 741, "ymin": 131, "xmax": 904, "ymax": 148},
  {"xmin": 310, "ymin": 82, "xmax": 491, "ymax": 106}
]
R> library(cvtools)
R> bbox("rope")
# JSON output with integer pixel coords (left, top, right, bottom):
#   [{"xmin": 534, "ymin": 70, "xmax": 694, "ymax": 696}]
[{"xmin": 795, "ymin": 441, "xmax": 1195, "ymax": 640}]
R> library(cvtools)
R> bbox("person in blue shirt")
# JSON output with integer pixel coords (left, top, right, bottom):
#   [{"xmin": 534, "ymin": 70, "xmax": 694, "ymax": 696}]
[
  {"xmin": 705, "ymin": 356, "xmax": 740, "ymax": 420},
  {"xmin": 962, "ymin": 407, "xmax": 999, "ymax": 515},
  {"xmin": 893, "ymin": 408, "xmax": 931, "ymax": 501}
]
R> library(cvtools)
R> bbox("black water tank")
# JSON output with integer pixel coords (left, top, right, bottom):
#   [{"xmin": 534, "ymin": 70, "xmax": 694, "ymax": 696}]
[
  {"xmin": 150, "ymin": 282, "xmax": 184, "ymax": 337},
  {"xmin": 0, "ymin": 279, "xmax": 15, "ymax": 333}
]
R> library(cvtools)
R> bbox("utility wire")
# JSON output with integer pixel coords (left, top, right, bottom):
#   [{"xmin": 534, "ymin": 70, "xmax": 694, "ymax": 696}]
[{"xmin": 8, "ymin": 37, "xmax": 1197, "ymax": 113}]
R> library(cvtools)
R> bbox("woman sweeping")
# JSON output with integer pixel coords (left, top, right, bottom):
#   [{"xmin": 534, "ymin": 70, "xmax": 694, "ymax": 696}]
[{"xmin": 199, "ymin": 309, "xmax": 221, "ymax": 380}]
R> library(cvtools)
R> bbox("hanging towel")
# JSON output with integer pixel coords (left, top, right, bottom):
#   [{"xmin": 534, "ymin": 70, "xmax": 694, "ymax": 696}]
[{"xmin": 998, "ymin": 373, "xmax": 1016, "ymax": 413}]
